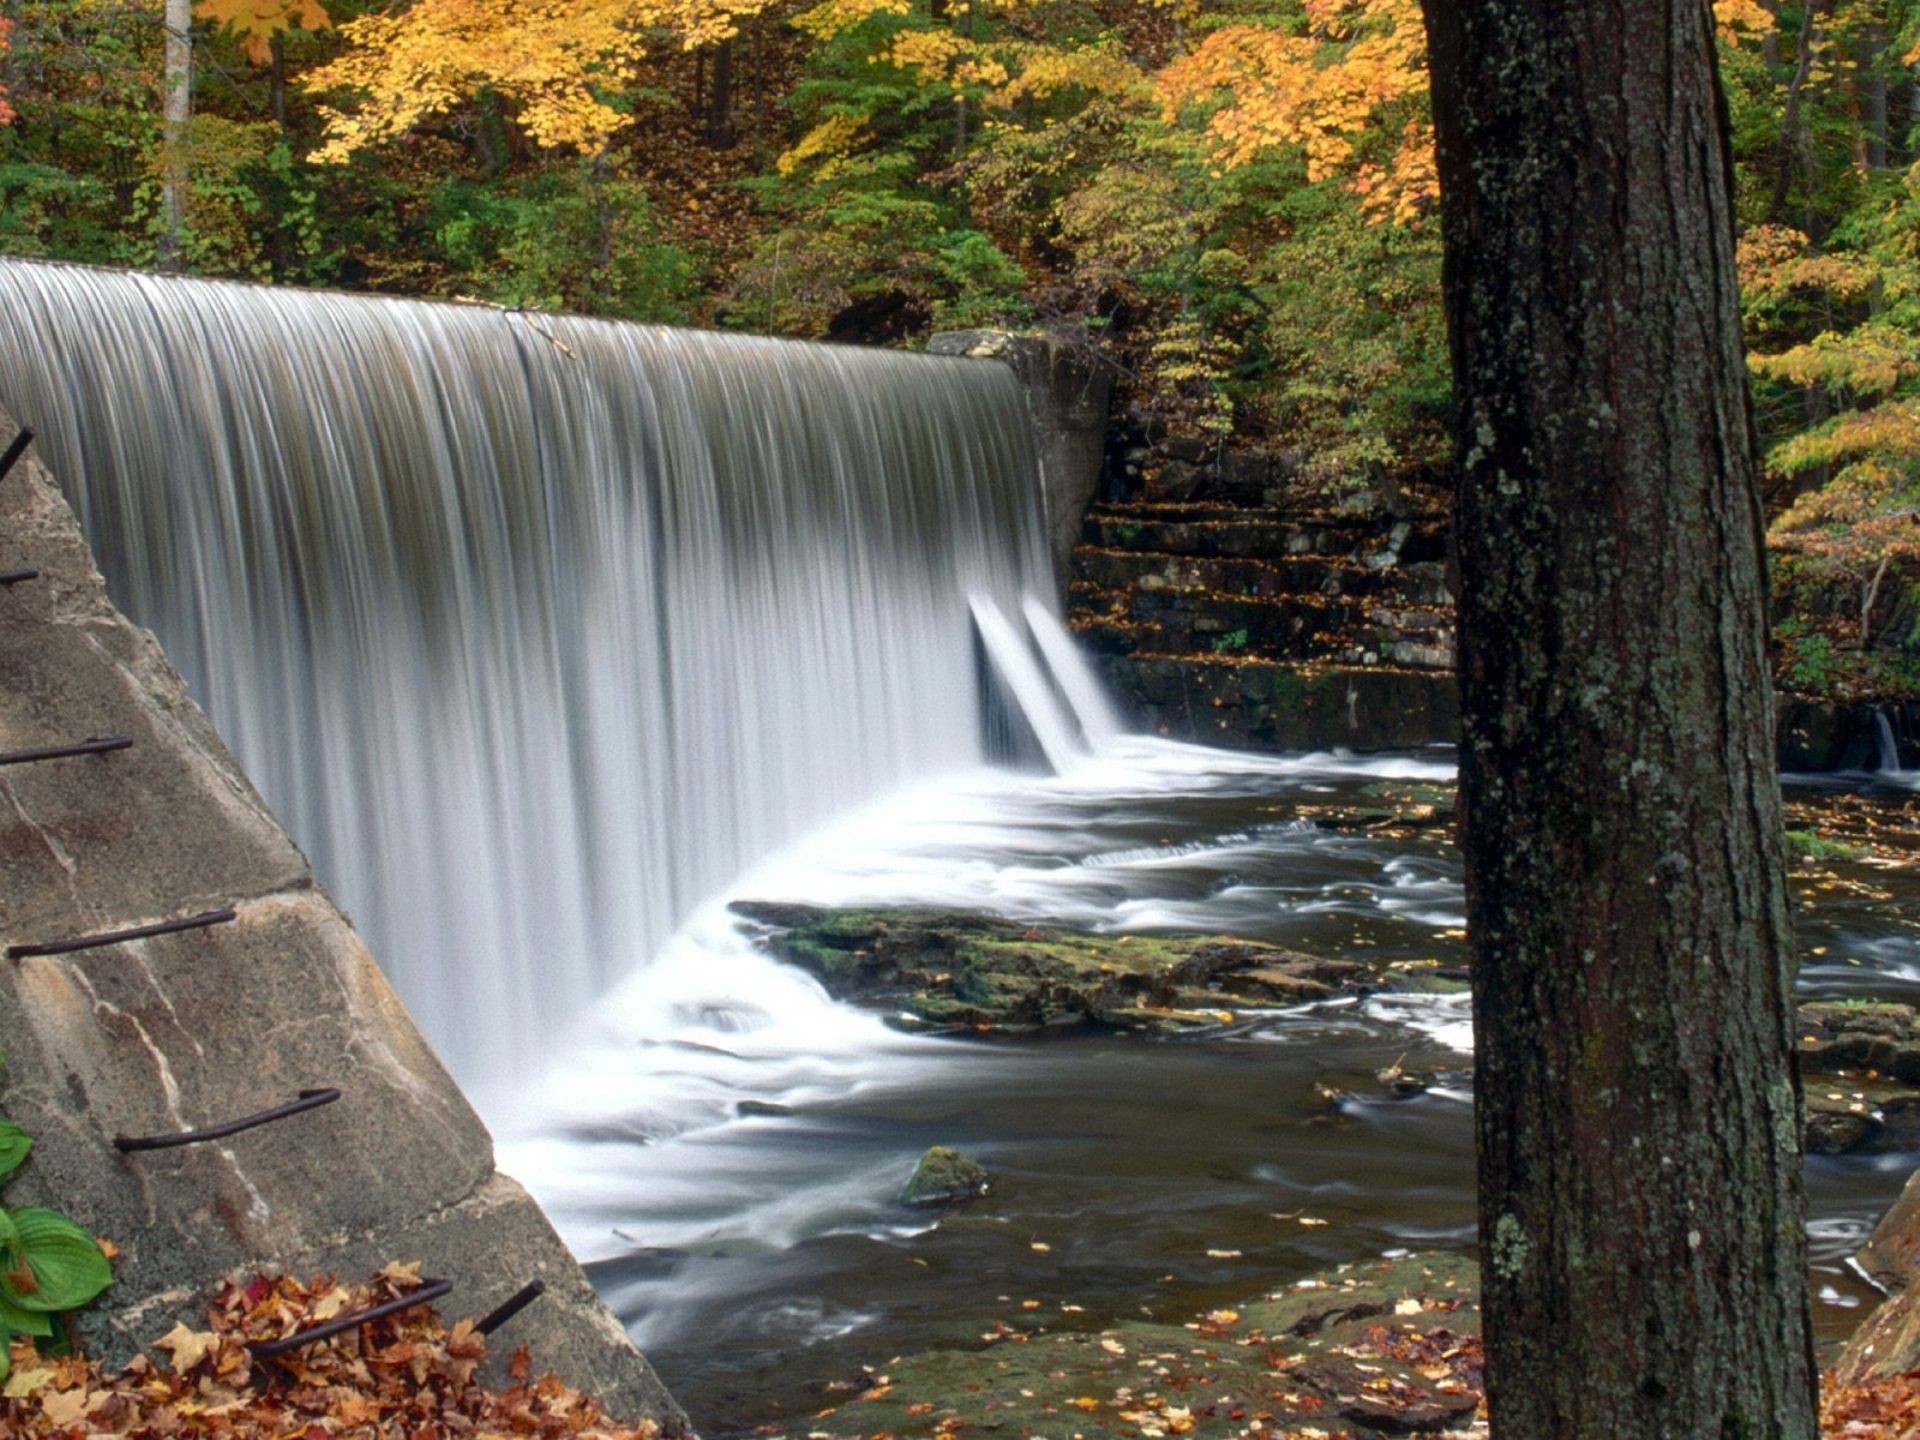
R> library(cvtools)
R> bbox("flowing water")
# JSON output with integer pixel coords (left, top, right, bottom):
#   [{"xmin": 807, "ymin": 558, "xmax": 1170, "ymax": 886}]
[
  {"xmin": 3, "ymin": 259, "xmax": 1916, "ymax": 1434},
  {"xmin": 0, "ymin": 257, "xmax": 1055, "ymax": 1080},
  {"xmin": 494, "ymin": 744, "xmax": 1920, "ymax": 1432}
]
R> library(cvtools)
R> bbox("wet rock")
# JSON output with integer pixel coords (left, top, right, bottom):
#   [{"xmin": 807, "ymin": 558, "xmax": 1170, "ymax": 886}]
[
  {"xmin": 735, "ymin": 1100, "xmax": 795, "ymax": 1118},
  {"xmin": 729, "ymin": 903, "xmax": 1386, "ymax": 1035},
  {"xmin": 834, "ymin": 1253, "xmax": 1482, "ymax": 1440},
  {"xmin": 903, "ymin": 1146, "xmax": 990, "ymax": 1207},
  {"xmin": 1838, "ymin": 1163, "xmax": 1920, "ymax": 1382},
  {"xmin": 1807, "ymin": 1100, "xmax": 1880, "ymax": 1156},
  {"xmin": 1799, "ymin": 1002, "xmax": 1920, "ymax": 1085}
]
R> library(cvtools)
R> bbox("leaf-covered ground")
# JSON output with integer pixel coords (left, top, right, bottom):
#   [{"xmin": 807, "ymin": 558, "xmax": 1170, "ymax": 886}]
[
  {"xmin": 1, "ymin": 1265, "xmax": 658, "ymax": 1439},
  {"xmin": 3, "ymin": 1253, "xmax": 1920, "ymax": 1438}
]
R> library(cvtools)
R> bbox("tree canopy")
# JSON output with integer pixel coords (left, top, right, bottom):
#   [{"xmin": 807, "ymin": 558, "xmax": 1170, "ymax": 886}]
[{"xmin": 0, "ymin": 0, "xmax": 1918, "ymax": 687}]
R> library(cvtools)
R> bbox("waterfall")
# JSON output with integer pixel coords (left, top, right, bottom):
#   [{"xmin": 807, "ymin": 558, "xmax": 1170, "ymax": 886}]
[
  {"xmin": 0, "ymin": 259, "xmax": 1059, "ymax": 1082},
  {"xmin": 1874, "ymin": 710, "xmax": 1904, "ymax": 775}
]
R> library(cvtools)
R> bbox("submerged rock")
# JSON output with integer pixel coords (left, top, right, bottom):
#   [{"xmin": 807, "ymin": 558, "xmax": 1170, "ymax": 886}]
[
  {"xmin": 728, "ymin": 902, "xmax": 1383, "ymax": 1035},
  {"xmin": 903, "ymin": 1146, "xmax": 990, "ymax": 1207}
]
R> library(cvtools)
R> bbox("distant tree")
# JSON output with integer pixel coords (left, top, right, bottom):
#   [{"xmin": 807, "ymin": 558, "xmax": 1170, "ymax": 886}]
[
  {"xmin": 159, "ymin": 0, "xmax": 192, "ymax": 268},
  {"xmin": 1419, "ymin": 1, "xmax": 1817, "ymax": 1436}
]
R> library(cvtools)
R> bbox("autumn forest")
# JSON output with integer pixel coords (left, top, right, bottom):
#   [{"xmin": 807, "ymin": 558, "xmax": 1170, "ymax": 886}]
[
  {"xmin": 5, "ymin": 5, "xmax": 1920, "ymax": 1440},
  {"xmin": 0, "ymin": 0, "xmax": 1916, "ymax": 696}
]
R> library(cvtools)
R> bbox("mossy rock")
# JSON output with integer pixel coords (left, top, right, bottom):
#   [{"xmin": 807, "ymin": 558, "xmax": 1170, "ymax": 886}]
[
  {"xmin": 729, "ymin": 902, "xmax": 1388, "ymax": 1036},
  {"xmin": 902, "ymin": 1146, "xmax": 990, "ymax": 1207}
]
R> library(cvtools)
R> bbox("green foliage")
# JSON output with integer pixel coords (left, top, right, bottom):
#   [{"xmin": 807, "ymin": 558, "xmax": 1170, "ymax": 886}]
[
  {"xmin": 1212, "ymin": 627, "xmax": 1250, "ymax": 654},
  {"xmin": 430, "ymin": 165, "xmax": 696, "ymax": 320},
  {"xmin": 0, "ymin": 1056, "xmax": 112, "ymax": 1382},
  {"xmin": 1784, "ymin": 828, "xmax": 1870, "ymax": 862}
]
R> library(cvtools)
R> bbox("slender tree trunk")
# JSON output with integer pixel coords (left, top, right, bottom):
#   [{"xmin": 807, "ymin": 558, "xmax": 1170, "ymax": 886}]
[
  {"xmin": 707, "ymin": 38, "xmax": 735, "ymax": 148},
  {"xmin": 954, "ymin": 0, "xmax": 976, "ymax": 157},
  {"xmin": 159, "ymin": 0, "xmax": 192, "ymax": 270},
  {"xmin": 1770, "ymin": 1, "xmax": 1820, "ymax": 221},
  {"xmin": 270, "ymin": 29, "xmax": 286, "ymax": 130},
  {"xmin": 1861, "ymin": 16, "xmax": 1889, "ymax": 169},
  {"xmin": 1418, "ymin": 2, "xmax": 1816, "ymax": 1437},
  {"xmin": 752, "ymin": 13, "xmax": 769, "ymax": 162}
]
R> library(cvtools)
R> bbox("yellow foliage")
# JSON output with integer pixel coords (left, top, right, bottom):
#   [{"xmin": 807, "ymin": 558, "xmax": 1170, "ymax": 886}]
[
  {"xmin": 793, "ymin": 0, "xmax": 910, "ymax": 40},
  {"xmin": 1713, "ymin": 0, "xmax": 1775, "ymax": 38},
  {"xmin": 1751, "ymin": 330, "xmax": 1918, "ymax": 397},
  {"xmin": 306, "ymin": 0, "xmax": 781, "ymax": 160},
  {"xmin": 778, "ymin": 112, "xmax": 870, "ymax": 176}
]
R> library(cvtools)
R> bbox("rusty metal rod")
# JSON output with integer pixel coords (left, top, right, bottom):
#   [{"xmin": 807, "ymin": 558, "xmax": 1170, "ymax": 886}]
[
  {"xmin": 114, "ymin": 1088, "xmax": 340, "ymax": 1153},
  {"xmin": 476, "ymin": 1279, "xmax": 546, "ymax": 1337},
  {"xmin": 0, "ymin": 569, "xmax": 37, "ymax": 585},
  {"xmin": 0, "ymin": 430, "xmax": 32, "ymax": 483},
  {"xmin": 248, "ymin": 1279, "xmax": 452, "ymax": 1359},
  {"xmin": 8, "ymin": 907, "xmax": 237, "ymax": 960},
  {"xmin": 0, "ymin": 736, "xmax": 133, "ymax": 768}
]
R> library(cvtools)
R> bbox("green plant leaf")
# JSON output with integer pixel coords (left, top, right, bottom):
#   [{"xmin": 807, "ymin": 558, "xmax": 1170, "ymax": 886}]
[
  {"xmin": 2, "ymin": 1208, "xmax": 111, "ymax": 1313},
  {"xmin": 0, "ymin": 1121, "xmax": 31, "ymax": 1184},
  {"xmin": 0, "ymin": 1286, "xmax": 53, "ymax": 1338}
]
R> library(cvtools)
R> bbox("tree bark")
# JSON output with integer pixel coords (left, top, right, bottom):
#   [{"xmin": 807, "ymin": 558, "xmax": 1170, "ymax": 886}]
[
  {"xmin": 1418, "ymin": 3, "xmax": 1816, "ymax": 1437},
  {"xmin": 1770, "ymin": 1, "xmax": 1820, "ymax": 222},
  {"xmin": 1860, "ymin": 16, "xmax": 1889, "ymax": 170},
  {"xmin": 159, "ymin": 0, "xmax": 192, "ymax": 270},
  {"xmin": 707, "ymin": 38, "xmax": 736, "ymax": 149},
  {"xmin": 954, "ymin": 0, "xmax": 975, "ymax": 157}
]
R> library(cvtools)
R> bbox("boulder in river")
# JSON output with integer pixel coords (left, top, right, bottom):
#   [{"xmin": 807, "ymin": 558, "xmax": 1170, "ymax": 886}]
[
  {"xmin": 903, "ymin": 1146, "xmax": 990, "ymax": 1207},
  {"xmin": 728, "ymin": 901, "xmax": 1381, "ymax": 1035}
]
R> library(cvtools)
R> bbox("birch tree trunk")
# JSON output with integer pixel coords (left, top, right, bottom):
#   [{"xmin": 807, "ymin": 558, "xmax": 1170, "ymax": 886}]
[{"xmin": 159, "ymin": 0, "xmax": 191, "ymax": 270}]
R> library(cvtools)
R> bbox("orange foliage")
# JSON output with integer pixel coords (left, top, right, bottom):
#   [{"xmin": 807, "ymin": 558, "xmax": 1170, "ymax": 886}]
[
  {"xmin": 0, "ymin": 16, "xmax": 12, "ymax": 127},
  {"xmin": 1154, "ymin": 0, "xmax": 1767, "ymax": 225},
  {"xmin": 1155, "ymin": 0, "xmax": 1432, "ymax": 222},
  {"xmin": 195, "ymin": 0, "xmax": 331, "ymax": 65},
  {"xmin": 0, "ymin": 1264, "xmax": 659, "ymax": 1440}
]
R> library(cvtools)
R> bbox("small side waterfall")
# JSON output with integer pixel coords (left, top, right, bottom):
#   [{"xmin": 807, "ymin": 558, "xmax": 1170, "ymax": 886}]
[
  {"xmin": 0, "ymin": 259, "xmax": 1065, "ymax": 1082},
  {"xmin": 1875, "ymin": 710, "xmax": 1904, "ymax": 775}
]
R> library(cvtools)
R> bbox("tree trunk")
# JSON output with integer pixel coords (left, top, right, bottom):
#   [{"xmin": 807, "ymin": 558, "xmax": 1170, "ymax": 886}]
[
  {"xmin": 953, "ymin": 0, "xmax": 977, "ymax": 158},
  {"xmin": 159, "ymin": 0, "xmax": 192, "ymax": 270},
  {"xmin": 1860, "ymin": 17, "xmax": 1889, "ymax": 170},
  {"xmin": 270, "ymin": 29, "xmax": 287, "ymax": 130},
  {"xmin": 707, "ymin": 38, "xmax": 735, "ymax": 148},
  {"xmin": 1770, "ymin": 1, "xmax": 1819, "ymax": 222},
  {"xmin": 1418, "ymin": 2, "xmax": 1816, "ymax": 1437}
]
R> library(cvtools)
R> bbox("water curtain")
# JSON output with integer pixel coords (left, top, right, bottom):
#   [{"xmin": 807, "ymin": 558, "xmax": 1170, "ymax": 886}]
[{"xmin": 0, "ymin": 260, "xmax": 1056, "ymax": 1079}]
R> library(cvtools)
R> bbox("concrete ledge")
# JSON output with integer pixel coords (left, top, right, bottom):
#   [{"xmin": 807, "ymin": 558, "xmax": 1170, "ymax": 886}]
[
  {"xmin": 929, "ymin": 330, "xmax": 1110, "ymax": 587},
  {"xmin": 0, "ymin": 423, "xmax": 688, "ymax": 1432}
]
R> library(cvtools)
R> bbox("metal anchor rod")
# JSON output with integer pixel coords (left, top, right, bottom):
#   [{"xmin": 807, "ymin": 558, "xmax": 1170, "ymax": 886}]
[
  {"xmin": 0, "ymin": 736, "xmax": 134, "ymax": 768},
  {"xmin": 8, "ymin": 907, "xmax": 238, "ymax": 960},
  {"xmin": 114, "ymin": 1088, "xmax": 341, "ymax": 1153}
]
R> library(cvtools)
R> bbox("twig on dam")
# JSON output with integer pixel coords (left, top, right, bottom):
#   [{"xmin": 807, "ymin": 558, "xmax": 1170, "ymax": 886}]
[
  {"xmin": 247, "ymin": 1279, "xmax": 453, "ymax": 1360},
  {"xmin": 7, "ymin": 907, "xmax": 237, "ymax": 959},
  {"xmin": 476, "ymin": 1279, "xmax": 546, "ymax": 1336},
  {"xmin": 0, "ymin": 569, "xmax": 38, "ymax": 585},
  {"xmin": 0, "ymin": 429, "xmax": 34, "ymax": 482},
  {"xmin": 0, "ymin": 735, "xmax": 134, "ymax": 768},
  {"xmin": 113, "ymin": 1088, "xmax": 341, "ymax": 1152}
]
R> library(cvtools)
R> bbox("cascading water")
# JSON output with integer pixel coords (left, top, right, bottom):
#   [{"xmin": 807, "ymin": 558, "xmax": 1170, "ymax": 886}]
[{"xmin": 0, "ymin": 258, "xmax": 1063, "ymax": 1082}]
